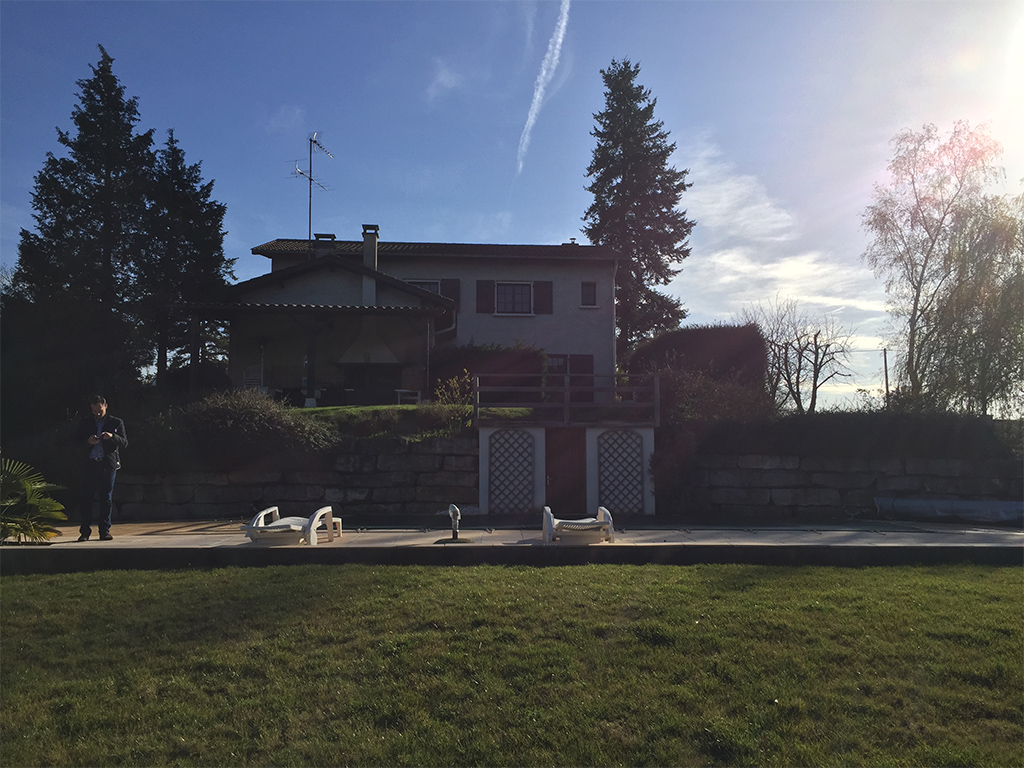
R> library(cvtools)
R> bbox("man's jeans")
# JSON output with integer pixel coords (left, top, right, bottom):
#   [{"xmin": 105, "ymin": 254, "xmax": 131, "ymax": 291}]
[{"xmin": 79, "ymin": 461, "xmax": 117, "ymax": 537}]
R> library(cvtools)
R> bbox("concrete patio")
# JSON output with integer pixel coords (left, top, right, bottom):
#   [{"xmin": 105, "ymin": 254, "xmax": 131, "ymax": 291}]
[{"xmin": 2, "ymin": 519, "xmax": 1021, "ymax": 574}]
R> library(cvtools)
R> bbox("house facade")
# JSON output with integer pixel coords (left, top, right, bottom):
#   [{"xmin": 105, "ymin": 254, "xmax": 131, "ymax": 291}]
[
  {"xmin": 180, "ymin": 225, "xmax": 658, "ymax": 515},
  {"xmin": 208, "ymin": 225, "xmax": 619, "ymax": 406}
]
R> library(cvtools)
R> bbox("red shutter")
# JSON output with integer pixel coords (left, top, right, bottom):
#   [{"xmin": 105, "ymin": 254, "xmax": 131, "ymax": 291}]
[
  {"xmin": 534, "ymin": 281, "xmax": 553, "ymax": 314},
  {"xmin": 476, "ymin": 280, "xmax": 494, "ymax": 313}
]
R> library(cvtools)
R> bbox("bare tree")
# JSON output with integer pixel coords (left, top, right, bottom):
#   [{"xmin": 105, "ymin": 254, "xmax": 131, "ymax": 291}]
[
  {"xmin": 861, "ymin": 121, "xmax": 1022, "ymax": 414},
  {"xmin": 742, "ymin": 297, "xmax": 854, "ymax": 414}
]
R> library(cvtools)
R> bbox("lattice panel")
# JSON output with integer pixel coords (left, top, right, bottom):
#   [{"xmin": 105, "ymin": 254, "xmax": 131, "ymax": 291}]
[
  {"xmin": 597, "ymin": 429, "xmax": 645, "ymax": 514},
  {"xmin": 488, "ymin": 429, "xmax": 535, "ymax": 515}
]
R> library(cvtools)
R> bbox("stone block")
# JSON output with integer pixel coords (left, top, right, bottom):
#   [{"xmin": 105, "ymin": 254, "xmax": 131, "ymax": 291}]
[
  {"xmin": 144, "ymin": 485, "xmax": 194, "ymax": 504},
  {"xmin": 906, "ymin": 458, "xmax": 963, "ymax": 477},
  {"xmin": 194, "ymin": 485, "xmax": 264, "ymax": 504},
  {"xmin": 710, "ymin": 487, "xmax": 771, "ymax": 505},
  {"xmin": 359, "ymin": 472, "xmax": 416, "ymax": 488},
  {"xmin": 707, "ymin": 469, "xmax": 750, "ymax": 487},
  {"xmin": 759, "ymin": 470, "xmax": 806, "ymax": 488},
  {"xmin": 876, "ymin": 476, "xmax": 922, "ymax": 493},
  {"xmin": 284, "ymin": 471, "xmax": 343, "ymax": 485},
  {"xmin": 416, "ymin": 485, "xmax": 478, "ymax": 504},
  {"xmin": 800, "ymin": 456, "xmax": 871, "ymax": 473},
  {"xmin": 419, "ymin": 471, "xmax": 478, "ymax": 488},
  {"xmin": 263, "ymin": 485, "xmax": 325, "ymax": 502},
  {"xmin": 771, "ymin": 488, "xmax": 841, "ymax": 507},
  {"xmin": 229, "ymin": 469, "xmax": 282, "ymax": 484},
  {"xmin": 377, "ymin": 454, "xmax": 441, "ymax": 473},
  {"xmin": 869, "ymin": 458, "xmax": 904, "ymax": 475},
  {"xmin": 116, "ymin": 484, "xmax": 146, "ymax": 503},
  {"xmin": 179, "ymin": 472, "xmax": 229, "ymax": 486},
  {"xmin": 412, "ymin": 437, "xmax": 478, "ymax": 456},
  {"xmin": 738, "ymin": 455, "xmax": 800, "ymax": 470},
  {"xmin": 335, "ymin": 454, "xmax": 377, "ymax": 474},
  {"xmin": 841, "ymin": 489, "xmax": 877, "ymax": 508},
  {"xmin": 810, "ymin": 472, "xmax": 877, "ymax": 490},
  {"xmin": 443, "ymin": 455, "xmax": 479, "ymax": 472},
  {"xmin": 117, "ymin": 473, "xmax": 163, "ymax": 485},
  {"xmin": 371, "ymin": 486, "xmax": 418, "ymax": 503},
  {"xmin": 325, "ymin": 487, "xmax": 370, "ymax": 503}
]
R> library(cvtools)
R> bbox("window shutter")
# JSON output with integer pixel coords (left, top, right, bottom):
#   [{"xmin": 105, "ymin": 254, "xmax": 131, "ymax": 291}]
[
  {"xmin": 534, "ymin": 281, "xmax": 553, "ymax": 314},
  {"xmin": 476, "ymin": 280, "xmax": 495, "ymax": 313},
  {"xmin": 440, "ymin": 278, "xmax": 460, "ymax": 310}
]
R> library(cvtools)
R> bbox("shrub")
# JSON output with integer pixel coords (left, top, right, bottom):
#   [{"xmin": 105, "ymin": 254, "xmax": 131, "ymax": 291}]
[
  {"xmin": 176, "ymin": 390, "xmax": 339, "ymax": 471},
  {"xmin": 426, "ymin": 369, "xmax": 474, "ymax": 436},
  {"xmin": 0, "ymin": 459, "xmax": 67, "ymax": 543}
]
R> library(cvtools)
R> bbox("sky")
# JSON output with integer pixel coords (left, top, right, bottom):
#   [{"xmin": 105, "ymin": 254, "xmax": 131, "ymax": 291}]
[{"xmin": 3, "ymin": 0, "xmax": 1023, "ymax": 407}]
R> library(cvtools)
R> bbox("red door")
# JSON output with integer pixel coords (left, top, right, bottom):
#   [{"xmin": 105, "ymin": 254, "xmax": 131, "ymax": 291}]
[{"xmin": 545, "ymin": 428, "xmax": 587, "ymax": 517}]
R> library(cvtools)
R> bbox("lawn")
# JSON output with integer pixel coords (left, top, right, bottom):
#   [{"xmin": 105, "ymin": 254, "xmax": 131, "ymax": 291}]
[{"xmin": 2, "ymin": 564, "xmax": 1021, "ymax": 767}]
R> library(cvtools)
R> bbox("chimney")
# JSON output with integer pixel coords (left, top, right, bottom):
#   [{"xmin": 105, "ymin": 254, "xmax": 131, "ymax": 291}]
[
  {"xmin": 362, "ymin": 224, "xmax": 379, "ymax": 305},
  {"xmin": 313, "ymin": 232, "xmax": 336, "ymax": 259}
]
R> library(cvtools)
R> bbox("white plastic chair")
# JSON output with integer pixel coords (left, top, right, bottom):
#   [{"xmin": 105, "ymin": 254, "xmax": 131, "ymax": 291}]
[
  {"xmin": 241, "ymin": 505, "xmax": 341, "ymax": 545},
  {"xmin": 542, "ymin": 505, "xmax": 614, "ymax": 544}
]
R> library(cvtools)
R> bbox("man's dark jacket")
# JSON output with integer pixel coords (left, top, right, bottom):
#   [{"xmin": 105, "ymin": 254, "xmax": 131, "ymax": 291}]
[{"xmin": 73, "ymin": 414, "xmax": 128, "ymax": 471}]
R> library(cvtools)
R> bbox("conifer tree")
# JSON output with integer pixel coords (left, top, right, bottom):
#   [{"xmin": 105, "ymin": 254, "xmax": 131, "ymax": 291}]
[
  {"xmin": 145, "ymin": 129, "xmax": 233, "ymax": 382},
  {"xmin": 12, "ymin": 45, "xmax": 155, "ymax": 399},
  {"xmin": 583, "ymin": 58, "xmax": 695, "ymax": 360},
  {"xmin": 6, "ymin": 46, "xmax": 233, "ymax": 422}
]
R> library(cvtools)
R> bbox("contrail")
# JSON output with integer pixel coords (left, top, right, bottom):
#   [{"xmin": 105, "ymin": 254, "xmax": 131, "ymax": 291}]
[{"xmin": 516, "ymin": 0, "xmax": 570, "ymax": 175}]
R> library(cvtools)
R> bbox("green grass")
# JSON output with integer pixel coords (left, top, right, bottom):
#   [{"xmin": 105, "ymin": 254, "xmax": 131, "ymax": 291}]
[{"xmin": 2, "ymin": 565, "xmax": 1021, "ymax": 767}]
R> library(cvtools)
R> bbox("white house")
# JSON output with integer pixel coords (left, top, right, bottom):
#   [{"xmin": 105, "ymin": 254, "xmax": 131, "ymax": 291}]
[
  {"xmin": 181, "ymin": 224, "xmax": 656, "ymax": 516},
  {"xmin": 212, "ymin": 224, "xmax": 619, "ymax": 405}
]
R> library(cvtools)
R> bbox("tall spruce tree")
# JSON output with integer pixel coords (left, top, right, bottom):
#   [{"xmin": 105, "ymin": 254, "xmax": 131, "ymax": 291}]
[
  {"xmin": 583, "ymin": 58, "xmax": 695, "ymax": 360},
  {"xmin": 11, "ymin": 45, "xmax": 155, "ymax": 409},
  {"xmin": 145, "ymin": 129, "xmax": 233, "ymax": 383}
]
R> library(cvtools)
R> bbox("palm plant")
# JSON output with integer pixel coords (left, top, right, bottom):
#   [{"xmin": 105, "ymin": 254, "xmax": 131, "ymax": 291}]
[{"xmin": 0, "ymin": 458, "xmax": 66, "ymax": 543}]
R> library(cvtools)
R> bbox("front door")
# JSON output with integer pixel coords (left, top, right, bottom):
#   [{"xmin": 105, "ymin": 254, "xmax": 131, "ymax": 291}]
[{"xmin": 545, "ymin": 428, "xmax": 587, "ymax": 517}]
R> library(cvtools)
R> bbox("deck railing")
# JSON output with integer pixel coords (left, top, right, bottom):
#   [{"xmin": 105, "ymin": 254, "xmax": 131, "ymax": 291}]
[{"xmin": 472, "ymin": 373, "xmax": 659, "ymax": 427}]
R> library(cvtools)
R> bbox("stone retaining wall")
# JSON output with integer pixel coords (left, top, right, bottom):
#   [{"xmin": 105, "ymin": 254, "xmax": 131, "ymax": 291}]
[
  {"xmin": 116, "ymin": 436, "xmax": 479, "ymax": 521},
  {"xmin": 681, "ymin": 454, "xmax": 1023, "ymax": 522},
  {"xmin": 115, "ymin": 436, "xmax": 1021, "ymax": 523}
]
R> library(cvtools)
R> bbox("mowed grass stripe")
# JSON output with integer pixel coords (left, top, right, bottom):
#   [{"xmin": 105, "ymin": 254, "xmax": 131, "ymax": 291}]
[{"xmin": 2, "ymin": 564, "xmax": 1021, "ymax": 767}]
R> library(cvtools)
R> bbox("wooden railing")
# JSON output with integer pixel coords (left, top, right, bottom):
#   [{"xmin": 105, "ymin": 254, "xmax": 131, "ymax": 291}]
[{"xmin": 472, "ymin": 373, "xmax": 659, "ymax": 427}]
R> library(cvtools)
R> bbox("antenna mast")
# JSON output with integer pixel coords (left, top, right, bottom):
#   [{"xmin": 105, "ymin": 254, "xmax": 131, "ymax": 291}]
[{"xmin": 294, "ymin": 132, "xmax": 333, "ymax": 243}]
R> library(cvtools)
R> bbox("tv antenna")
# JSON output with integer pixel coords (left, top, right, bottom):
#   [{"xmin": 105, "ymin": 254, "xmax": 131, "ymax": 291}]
[{"xmin": 293, "ymin": 132, "xmax": 333, "ymax": 243}]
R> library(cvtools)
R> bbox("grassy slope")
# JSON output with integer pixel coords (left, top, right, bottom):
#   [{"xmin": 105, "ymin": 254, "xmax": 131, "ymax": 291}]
[{"xmin": 2, "ymin": 564, "xmax": 1021, "ymax": 767}]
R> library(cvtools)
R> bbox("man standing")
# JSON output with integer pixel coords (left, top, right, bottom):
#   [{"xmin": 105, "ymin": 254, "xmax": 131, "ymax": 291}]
[{"xmin": 72, "ymin": 395, "xmax": 127, "ymax": 541}]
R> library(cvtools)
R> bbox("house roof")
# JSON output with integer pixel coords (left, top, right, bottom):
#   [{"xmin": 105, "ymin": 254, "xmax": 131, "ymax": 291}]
[
  {"xmin": 251, "ymin": 238, "xmax": 618, "ymax": 261},
  {"xmin": 227, "ymin": 255, "xmax": 455, "ymax": 308},
  {"xmin": 172, "ymin": 302, "xmax": 448, "ymax": 318}
]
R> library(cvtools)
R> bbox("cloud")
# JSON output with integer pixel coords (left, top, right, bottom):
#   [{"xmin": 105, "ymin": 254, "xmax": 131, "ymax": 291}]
[
  {"xmin": 264, "ymin": 105, "xmax": 306, "ymax": 136},
  {"xmin": 427, "ymin": 58, "xmax": 465, "ymax": 102},
  {"xmin": 516, "ymin": 0, "xmax": 570, "ymax": 175},
  {"xmin": 681, "ymin": 138, "xmax": 798, "ymax": 247},
  {"xmin": 667, "ymin": 135, "xmax": 889, "ymax": 400}
]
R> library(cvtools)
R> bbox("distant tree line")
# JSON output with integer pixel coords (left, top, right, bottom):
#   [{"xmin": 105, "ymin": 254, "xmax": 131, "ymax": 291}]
[{"xmin": 1, "ymin": 45, "xmax": 233, "ymax": 434}]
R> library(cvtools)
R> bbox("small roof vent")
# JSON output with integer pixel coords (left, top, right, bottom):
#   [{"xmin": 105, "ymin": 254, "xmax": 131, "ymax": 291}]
[{"xmin": 314, "ymin": 233, "xmax": 336, "ymax": 241}]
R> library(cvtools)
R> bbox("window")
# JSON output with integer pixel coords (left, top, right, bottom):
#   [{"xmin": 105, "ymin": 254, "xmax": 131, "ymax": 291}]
[
  {"xmin": 495, "ymin": 283, "xmax": 532, "ymax": 314},
  {"xmin": 581, "ymin": 281, "xmax": 597, "ymax": 307},
  {"xmin": 476, "ymin": 280, "xmax": 552, "ymax": 314}
]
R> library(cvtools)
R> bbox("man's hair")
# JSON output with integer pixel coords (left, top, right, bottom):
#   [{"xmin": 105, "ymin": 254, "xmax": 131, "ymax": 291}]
[{"xmin": 90, "ymin": 395, "xmax": 107, "ymax": 406}]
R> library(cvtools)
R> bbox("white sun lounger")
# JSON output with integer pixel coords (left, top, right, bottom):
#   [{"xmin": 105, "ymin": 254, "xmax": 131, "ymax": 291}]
[
  {"xmin": 241, "ymin": 505, "xmax": 341, "ymax": 545},
  {"xmin": 542, "ymin": 505, "xmax": 614, "ymax": 544}
]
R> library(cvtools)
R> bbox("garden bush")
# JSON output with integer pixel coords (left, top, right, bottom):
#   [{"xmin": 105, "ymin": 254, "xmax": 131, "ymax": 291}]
[{"xmin": 173, "ymin": 389, "xmax": 339, "ymax": 471}]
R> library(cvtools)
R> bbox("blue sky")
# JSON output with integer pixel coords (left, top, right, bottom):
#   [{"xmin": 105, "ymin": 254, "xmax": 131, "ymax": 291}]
[{"xmin": 3, "ymin": 1, "xmax": 1022, "ymax": 405}]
